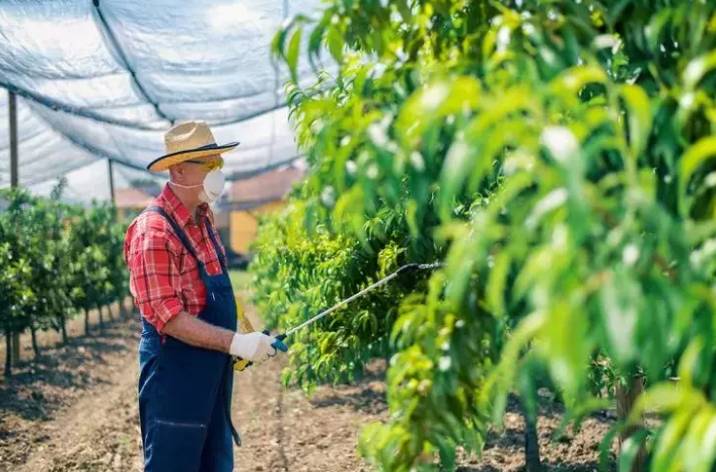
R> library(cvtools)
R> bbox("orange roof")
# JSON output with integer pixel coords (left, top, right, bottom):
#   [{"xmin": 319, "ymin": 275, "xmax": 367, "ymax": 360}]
[
  {"xmin": 228, "ymin": 166, "xmax": 304, "ymax": 204},
  {"xmin": 115, "ymin": 187, "xmax": 154, "ymax": 209}
]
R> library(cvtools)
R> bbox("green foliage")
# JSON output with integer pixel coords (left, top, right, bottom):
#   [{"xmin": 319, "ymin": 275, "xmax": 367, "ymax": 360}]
[
  {"xmin": 0, "ymin": 186, "xmax": 128, "ymax": 350},
  {"xmin": 258, "ymin": 0, "xmax": 716, "ymax": 470},
  {"xmin": 251, "ymin": 200, "xmax": 436, "ymax": 390}
]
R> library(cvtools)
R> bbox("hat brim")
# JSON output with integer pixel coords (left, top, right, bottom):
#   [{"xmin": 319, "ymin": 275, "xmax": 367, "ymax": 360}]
[{"xmin": 147, "ymin": 142, "xmax": 240, "ymax": 172}]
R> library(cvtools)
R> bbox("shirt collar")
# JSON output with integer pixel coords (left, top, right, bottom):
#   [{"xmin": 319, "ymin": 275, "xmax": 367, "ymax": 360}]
[{"xmin": 159, "ymin": 183, "xmax": 211, "ymax": 227}]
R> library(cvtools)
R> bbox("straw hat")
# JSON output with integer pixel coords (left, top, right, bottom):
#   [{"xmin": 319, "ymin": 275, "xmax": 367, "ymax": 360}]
[{"xmin": 147, "ymin": 121, "xmax": 239, "ymax": 172}]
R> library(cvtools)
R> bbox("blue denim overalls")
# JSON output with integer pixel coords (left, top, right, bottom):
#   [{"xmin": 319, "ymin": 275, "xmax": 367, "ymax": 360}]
[{"xmin": 138, "ymin": 206, "xmax": 240, "ymax": 472}]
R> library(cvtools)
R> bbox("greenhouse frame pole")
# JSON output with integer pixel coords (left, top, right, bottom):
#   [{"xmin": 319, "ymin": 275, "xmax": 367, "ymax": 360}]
[
  {"xmin": 107, "ymin": 159, "xmax": 116, "ymax": 204},
  {"xmin": 9, "ymin": 91, "xmax": 18, "ymax": 188},
  {"xmin": 7, "ymin": 90, "xmax": 20, "ymax": 372}
]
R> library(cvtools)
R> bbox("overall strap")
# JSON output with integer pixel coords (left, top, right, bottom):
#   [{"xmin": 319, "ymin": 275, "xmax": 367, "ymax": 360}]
[
  {"xmin": 204, "ymin": 217, "xmax": 228, "ymax": 274},
  {"xmin": 144, "ymin": 205, "xmax": 202, "ymax": 266}
]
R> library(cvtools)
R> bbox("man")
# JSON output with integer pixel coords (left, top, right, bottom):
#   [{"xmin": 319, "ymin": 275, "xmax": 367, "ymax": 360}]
[{"xmin": 124, "ymin": 121, "xmax": 286, "ymax": 472}]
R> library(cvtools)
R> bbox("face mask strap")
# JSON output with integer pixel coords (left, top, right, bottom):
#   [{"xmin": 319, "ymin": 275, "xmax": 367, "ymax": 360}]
[
  {"xmin": 169, "ymin": 170, "xmax": 225, "ymax": 204},
  {"xmin": 168, "ymin": 180, "xmax": 202, "ymax": 190}
]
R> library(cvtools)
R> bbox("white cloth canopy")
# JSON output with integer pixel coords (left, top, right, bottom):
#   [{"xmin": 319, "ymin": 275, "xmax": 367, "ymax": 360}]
[{"xmin": 0, "ymin": 0, "xmax": 326, "ymax": 201}]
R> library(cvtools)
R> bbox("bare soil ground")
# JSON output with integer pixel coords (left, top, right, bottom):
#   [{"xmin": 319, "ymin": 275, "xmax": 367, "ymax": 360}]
[{"xmin": 0, "ymin": 298, "xmax": 617, "ymax": 471}]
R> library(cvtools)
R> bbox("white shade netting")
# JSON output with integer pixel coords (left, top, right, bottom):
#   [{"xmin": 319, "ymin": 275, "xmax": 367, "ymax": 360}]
[{"xmin": 0, "ymin": 0, "xmax": 327, "ymax": 201}]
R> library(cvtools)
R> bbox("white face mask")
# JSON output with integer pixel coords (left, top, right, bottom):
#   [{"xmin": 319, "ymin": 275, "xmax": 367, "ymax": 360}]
[{"xmin": 170, "ymin": 169, "xmax": 226, "ymax": 203}]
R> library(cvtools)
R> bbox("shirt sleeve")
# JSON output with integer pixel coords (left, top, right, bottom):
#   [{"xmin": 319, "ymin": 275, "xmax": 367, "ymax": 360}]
[{"xmin": 128, "ymin": 229, "xmax": 185, "ymax": 333}]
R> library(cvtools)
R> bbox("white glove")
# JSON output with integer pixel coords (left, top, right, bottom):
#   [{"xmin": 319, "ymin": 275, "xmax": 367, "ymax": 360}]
[{"xmin": 229, "ymin": 331, "xmax": 276, "ymax": 362}]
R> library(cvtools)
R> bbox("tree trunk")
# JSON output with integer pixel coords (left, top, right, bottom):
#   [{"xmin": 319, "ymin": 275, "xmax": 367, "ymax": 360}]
[
  {"xmin": 4, "ymin": 330, "xmax": 12, "ymax": 377},
  {"xmin": 118, "ymin": 295, "xmax": 127, "ymax": 319},
  {"xmin": 59, "ymin": 314, "xmax": 68, "ymax": 345},
  {"xmin": 522, "ymin": 400, "xmax": 541, "ymax": 472},
  {"xmin": 107, "ymin": 302, "xmax": 114, "ymax": 321},
  {"xmin": 84, "ymin": 308, "xmax": 90, "ymax": 336},
  {"xmin": 11, "ymin": 331, "xmax": 20, "ymax": 366},
  {"xmin": 616, "ymin": 375, "xmax": 647, "ymax": 471},
  {"xmin": 98, "ymin": 304, "xmax": 104, "ymax": 332},
  {"xmin": 30, "ymin": 324, "xmax": 40, "ymax": 358}
]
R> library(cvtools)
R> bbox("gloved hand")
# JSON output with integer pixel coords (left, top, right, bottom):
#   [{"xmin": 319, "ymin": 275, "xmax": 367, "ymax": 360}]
[{"xmin": 229, "ymin": 331, "xmax": 279, "ymax": 362}]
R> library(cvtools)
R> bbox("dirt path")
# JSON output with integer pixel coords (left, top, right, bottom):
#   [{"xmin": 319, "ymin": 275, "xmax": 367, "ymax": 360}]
[
  {"xmin": 0, "ymin": 318, "xmax": 143, "ymax": 471},
  {"xmin": 233, "ymin": 352, "xmax": 385, "ymax": 472},
  {"xmin": 0, "ymin": 301, "xmax": 616, "ymax": 471},
  {"xmin": 0, "ymin": 304, "xmax": 383, "ymax": 472}
]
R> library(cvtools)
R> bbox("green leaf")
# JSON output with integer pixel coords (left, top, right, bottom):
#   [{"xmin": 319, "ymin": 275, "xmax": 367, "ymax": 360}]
[
  {"xmin": 271, "ymin": 27, "xmax": 288, "ymax": 59},
  {"xmin": 682, "ymin": 409, "xmax": 716, "ymax": 472},
  {"xmin": 308, "ymin": 17, "xmax": 329, "ymax": 70},
  {"xmin": 327, "ymin": 24, "xmax": 343, "ymax": 63},
  {"xmin": 632, "ymin": 383, "xmax": 705, "ymax": 421},
  {"xmin": 486, "ymin": 251, "xmax": 511, "ymax": 317},
  {"xmin": 599, "ymin": 269, "xmax": 639, "ymax": 364},
  {"xmin": 619, "ymin": 84, "xmax": 652, "ymax": 158},
  {"xmin": 618, "ymin": 430, "xmax": 648, "ymax": 472},
  {"xmin": 550, "ymin": 65, "xmax": 608, "ymax": 96},
  {"xmin": 683, "ymin": 51, "xmax": 716, "ymax": 90},
  {"xmin": 287, "ymin": 28, "xmax": 303, "ymax": 83},
  {"xmin": 652, "ymin": 411, "xmax": 691, "ymax": 472},
  {"xmin": 679, "ymin": 136, "xmax": 716, "ymax": 212}
]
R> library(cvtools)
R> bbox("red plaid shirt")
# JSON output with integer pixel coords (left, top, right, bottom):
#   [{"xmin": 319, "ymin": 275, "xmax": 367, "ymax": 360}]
[{"xmin": 123, "ymin": 184, "xmax": 226, "ymax": 333}]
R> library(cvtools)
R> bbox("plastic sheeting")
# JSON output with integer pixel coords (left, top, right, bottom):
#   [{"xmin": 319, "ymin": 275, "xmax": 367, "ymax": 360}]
[{"xmin": 0, "ymin": 0, "xmax": 325, "ymax": 199}]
